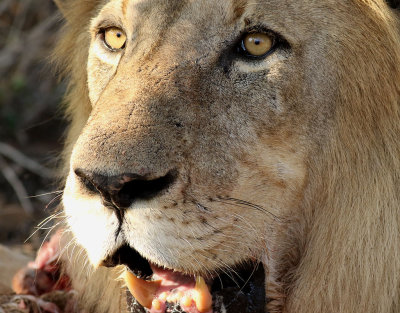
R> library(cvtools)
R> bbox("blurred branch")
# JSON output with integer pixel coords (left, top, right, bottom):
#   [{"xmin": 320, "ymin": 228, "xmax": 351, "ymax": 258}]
[
  {"xmin": 0, "ymin": 0, "xmax": 13, "ymax": 16},
  {"xmin": 0, "ymin": 142, "xmax": 53, "ymax": 178},
  {"xmin": 7, "ymin": 0, "xmax": 33, "ymax": 44},
  {"xmin": 0, "ymin": 156, "xmax": 33, "ymax": 215},
  {"xmin": 0, "ymin": 12, "xmax": 59, "ymax": 75}
]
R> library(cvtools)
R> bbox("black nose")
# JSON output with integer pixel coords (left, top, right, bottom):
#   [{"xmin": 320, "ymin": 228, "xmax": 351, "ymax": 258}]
[{"xmin": 74, "ymin": 169, "xmax": 177, "ymax": 209}]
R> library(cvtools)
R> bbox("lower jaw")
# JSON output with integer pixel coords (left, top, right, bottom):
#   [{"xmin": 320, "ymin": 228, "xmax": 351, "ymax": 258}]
[
  {"xmin": 102, "ymin": 245, "xmax": 266, "ymax": 313},
  {"xmin": 125, "ymin": 263, "xmax": 266, "ymax": 313}
]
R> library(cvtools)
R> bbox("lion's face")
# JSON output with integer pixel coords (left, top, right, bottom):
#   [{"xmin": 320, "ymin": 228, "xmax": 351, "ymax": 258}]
[{"xmin": 62, "ymin": 0, "xmax": 345, "ymax": 311}]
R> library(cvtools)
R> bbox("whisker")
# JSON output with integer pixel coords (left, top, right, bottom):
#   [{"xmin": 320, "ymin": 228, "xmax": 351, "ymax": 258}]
[
  {"xmin": 24, "ymin": 211, "xmax": 64, "ymax": 243},
  {"xmin": 232, "ymin": 212, "xmax": 258, "ymax": 234},
  {"xmin": 27, "ymin": 190, "xmax": 63, "ymax": 199},
  {"xmin": 44, "ymin": 193, "xmax": 63, "ymax": 211},
  {"xmin": 213, "ymin": 215, "xmax": 258, "ymax": 238},
  {"xmin": 215, "ymin": 197, "xmax": 281, "ymax": 221},
  {"xmin": 35, "ymin": 221, "xmax": 60, "ymax": 255},
  {"xmin": 238, "ymin": 261, "xmax": 260, "ymax": 293},
  {"xmin": 181, "ymin": 237, "xmax": 214, "ymax": 279},
  {"xmin": 37, "ymin": 211, "xmax": 64, "ymax": 227},
  {"xmin": 57, "ymin": 228, "xmax": 74, "ymax": 263},
  {"xmin": 205, "ymin": 255, "xmax": 242, "ymax": 288}
]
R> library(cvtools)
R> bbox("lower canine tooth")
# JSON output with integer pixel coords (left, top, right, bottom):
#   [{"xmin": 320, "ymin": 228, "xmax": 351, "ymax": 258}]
[
  {"xmin": 124, "ymin": 270, "xmax": 161, "ymax": 309},
  {"xmin": 152, "ymin": 299, "xmax": 162, "ymax": 311},
  {"xmin": 193, "ymin": 276, "xmax": 212, "ymax": 313}
]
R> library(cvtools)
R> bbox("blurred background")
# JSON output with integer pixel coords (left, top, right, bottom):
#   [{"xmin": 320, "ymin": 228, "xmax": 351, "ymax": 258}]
[{"xmin": 0, "ymin": 0, "xmax": 66, "ymax": 254}]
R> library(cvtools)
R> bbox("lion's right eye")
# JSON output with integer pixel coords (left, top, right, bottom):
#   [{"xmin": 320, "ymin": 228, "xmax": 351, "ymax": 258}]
[
  {"xmin": 102, "ymin": 27, "xmax": 127, "ymax": 51},
  {"xmin": 240, "ymin": 32, "xmax": 275, "ymax": 58}
]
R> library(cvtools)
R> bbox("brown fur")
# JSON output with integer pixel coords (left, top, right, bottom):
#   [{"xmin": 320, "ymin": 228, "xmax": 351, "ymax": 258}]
[{"xmin": 54, "ymin": 0, "xmax": 400, "ymax": 312}]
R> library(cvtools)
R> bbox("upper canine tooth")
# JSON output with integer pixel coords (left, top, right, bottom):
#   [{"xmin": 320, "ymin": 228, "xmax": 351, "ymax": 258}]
[
  {"xmin": 193, "ymin": 276, "xmax": 213, "ymax": 313},
  {"xmin": 124, "ymin": 270, "xmax": 161, "ymax": 309}
]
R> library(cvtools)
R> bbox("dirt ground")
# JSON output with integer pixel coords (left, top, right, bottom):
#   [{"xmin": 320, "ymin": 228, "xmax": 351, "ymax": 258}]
[{"xmin": 0, "ymin": 0, "xmax": 66, "ymax": 254}]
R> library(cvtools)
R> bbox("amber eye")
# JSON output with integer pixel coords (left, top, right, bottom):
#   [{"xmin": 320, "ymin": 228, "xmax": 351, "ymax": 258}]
[
  {"xmin": 241, "ymin": 32, "xmax": 274, "ymax": 57},
  {"xmin": 103, "ymin": 27, "xmax": 127, "ymax": 50}
]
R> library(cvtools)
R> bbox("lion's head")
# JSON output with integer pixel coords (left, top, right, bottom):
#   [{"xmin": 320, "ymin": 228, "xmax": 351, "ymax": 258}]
[{"xmin": 56, "ymin": 0, "xmax": 400, "ymax": 312}]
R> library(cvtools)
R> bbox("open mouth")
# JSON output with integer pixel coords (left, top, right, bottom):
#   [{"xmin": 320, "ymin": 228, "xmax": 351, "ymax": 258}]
[{"xmin": 102, "ymin": 245, "xmax": 266, "ymax": 313}]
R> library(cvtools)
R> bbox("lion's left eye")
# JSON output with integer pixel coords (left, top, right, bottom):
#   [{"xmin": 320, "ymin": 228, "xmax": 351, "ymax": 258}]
[
  {"xmin": 240, "ymin": 32, "xmax": 274, "ymax": 58},
  {"xmin": 103, "ymin": 27, "xmax": 127, "ymax": 50}
]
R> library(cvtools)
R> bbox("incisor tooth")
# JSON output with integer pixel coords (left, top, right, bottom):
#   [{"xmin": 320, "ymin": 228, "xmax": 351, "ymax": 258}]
[
  {"xmin": 166, "ymin": 292, "xmax": 182, "ymax": 305},
  {"xmin": 167, "ymin": 294, "xmax": 174, "ymax": 302},
  {"xmin": 181, "ymin": 295, "xmax": 193, "ymax": 308},
  {"xmin": 193, "ymin": 276, "xmax": 212, "ymax": 313},
  {"xmin": 124, "ymin": 270, "xmax": 161, "ymax": 309},
  {"xmin": 170, "ymin": 291, "xmax": 184, "ymax": 303},
  {"xmin": 159, "ymin": 292, "xmax": 168, "ymax": 301}
]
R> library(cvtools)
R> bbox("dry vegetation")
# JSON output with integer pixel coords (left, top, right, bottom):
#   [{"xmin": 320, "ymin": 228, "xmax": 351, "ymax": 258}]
[{"xmin": 0, "ymin": 0, "xmax": 66, "ymax": 250}]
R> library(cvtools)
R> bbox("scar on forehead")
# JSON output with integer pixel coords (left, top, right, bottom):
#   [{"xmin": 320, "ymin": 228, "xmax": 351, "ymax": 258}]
[{"xmin": 122, "ymin": 0, "xmax": 129, "ymax": 17}]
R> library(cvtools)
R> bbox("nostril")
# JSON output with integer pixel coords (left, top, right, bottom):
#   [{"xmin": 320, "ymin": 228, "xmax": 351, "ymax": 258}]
[
  {"xmin": 117, "ymin": 171, "xmax": 177, "ymax": 208},
  {"xmin": 73, "ymin": 168, "xmax": 177, "ymax": 209},
  {"xmin": 74, "ymin": 168, "xmax": 99, "ymax": 194}
]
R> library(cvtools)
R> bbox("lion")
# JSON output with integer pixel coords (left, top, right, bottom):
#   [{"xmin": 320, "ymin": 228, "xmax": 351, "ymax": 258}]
[{"xmin": 52, "ymin": 0, "xmax": 400, "ymax": 312}]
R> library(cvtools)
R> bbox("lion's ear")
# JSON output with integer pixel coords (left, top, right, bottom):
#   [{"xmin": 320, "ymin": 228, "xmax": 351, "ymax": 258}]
[{"xmin": 386, "ymin": 0, "xmax": 400, "ymax": 9}]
